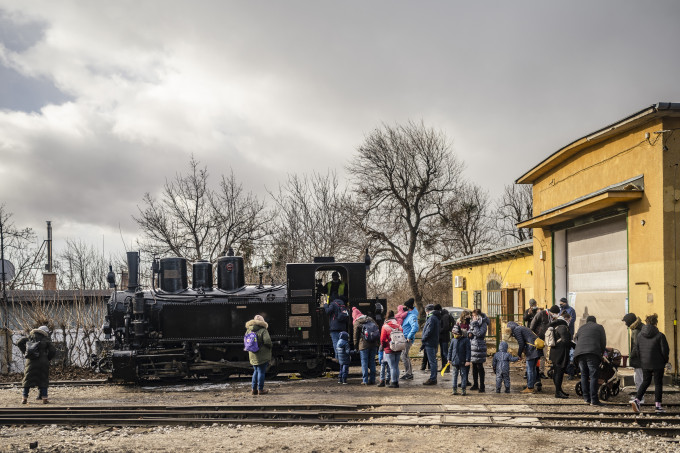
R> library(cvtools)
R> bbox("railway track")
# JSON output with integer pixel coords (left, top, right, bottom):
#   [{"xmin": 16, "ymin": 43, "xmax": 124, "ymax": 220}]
[{"xmin": 1, "ymin": 403, "xmax": 679, "ymax": 437}]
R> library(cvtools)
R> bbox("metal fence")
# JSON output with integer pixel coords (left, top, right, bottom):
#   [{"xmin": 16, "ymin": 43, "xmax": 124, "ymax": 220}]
[{"xmin": 490, "ymin": 313, "xmax": 524, "ymax": 349}]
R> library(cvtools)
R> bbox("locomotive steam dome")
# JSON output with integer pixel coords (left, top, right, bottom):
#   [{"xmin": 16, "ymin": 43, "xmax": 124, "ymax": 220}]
[
  {"xmin": 217, "ymin": 256, "xmax": 244, "ymax": 291},
  {"xmin": 192, "ymin": 260, "xmax": 213, "ymax": 290},
  {"xmin": 159, "ymin": 257, "xmax": 188, "ymax": 292}
]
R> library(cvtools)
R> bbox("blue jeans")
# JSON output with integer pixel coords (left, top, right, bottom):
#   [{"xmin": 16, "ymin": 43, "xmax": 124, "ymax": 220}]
[
  {"xmin": 330, "ymin": 331, "xmax": 341, "ymax": 357},
  {"xmin": 579, "ymin": 354, "xmax": 601, "ymax": 403},
  {"xmin": 424, "ymin": 346, "xmax": 438, "ymax": 382},
  {"xmin": 526, "ymin": 357, "xmax": 541, "ymax": 389},
  {"xmin": 251, "ymin": 362, "xmax": 268, "ymax": 391},
  {"xmin": 385, "ymin": 352, "xmax": 400, "ymax": 384},
  {"xmin": 360, "ymin": 347, "xmax": 377, "ymax": 384},
  {"xmin": 380, "ymin": 354, "xmax": 391, "ymax": 382},
  {"xmin": 23, "ymin": 387, "xmax": 47, "ymax": 398},
  {"xmin": 453, "ymin": 365, "xmax": 468, "ymax": 390}
]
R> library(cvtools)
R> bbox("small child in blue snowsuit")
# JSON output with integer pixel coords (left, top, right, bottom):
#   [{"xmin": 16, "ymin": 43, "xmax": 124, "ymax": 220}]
[
  {"xmin": 336, "ymin": 331, "xmax": 351, "ymax": 384},
  {"xmin": 447, "ymin": 325, "xmax": 471, "ymax": 395},
  {"xmin": 492, "ymin": 340, "xmax": 519, "ymax": 393}
]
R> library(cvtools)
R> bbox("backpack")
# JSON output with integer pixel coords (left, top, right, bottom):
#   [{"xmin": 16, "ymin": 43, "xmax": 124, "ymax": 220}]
[
  {"xmin": 389, "ymin": 326, "xmax": 406, "ymax": 351},
  {"xmin": 24, "ymin": 339, "xmax": 40, "ymax": 360},
  {"xmin": 545, "ymin": 326, "xmax": 556, "ymax": 348},
  {"xmin": 333, "ymin": 302, "xmax": 349, "ymax": 323},
  {"xmin": 362, "ymin": 321, "xmax": 380, "ymax": 343},
  {"xmin": 243, "ymin": 331, "xmax": 260, "ymax": 353}
]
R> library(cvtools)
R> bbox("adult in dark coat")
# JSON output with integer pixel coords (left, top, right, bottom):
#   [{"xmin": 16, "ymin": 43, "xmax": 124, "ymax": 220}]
[
  {"xmin": 420, "ymin": 304, "xmax": 441, "ymax": 385},
  {"xmin": 622, "ymin": 313, "xmax": 644, "ymax": 394},
  {"xmin": 324, "ymin": 296, "xmax": 349, "ymax": 356},
  {"xmin": 469, "ymin": 309, "xmax": 489, "ymax": 392},
  {"xmin": 631, "ymin": 314, "xmax": 670, "ymax": 413},
  {"xmin": 17, "ymin": 326, "xmax": 56, "ymax": 404},
  {"xmin": 506, "ymin": 321, "xmax": 543, "ymax": 392},
  {"xmin": 437, "ymin": 305, "xmax": 452, "ymax": 372},
  {"xmin": 573, "ymin": 315, "xmax": 606, "ymax": 406},
  {"xmin": 523, "ymin": 299, "xmax": 538, "ymax": 327},
  {"xmin": 531, "ymin": 305, "xmax": 558, "ymax": 378},
  {"xmin": 549, "ymin": 314, "xmax": 573, "ymax": 398}
]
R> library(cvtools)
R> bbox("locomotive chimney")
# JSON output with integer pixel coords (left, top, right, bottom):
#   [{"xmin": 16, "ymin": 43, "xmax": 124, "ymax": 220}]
[{"xmin": 126, "ymin": 251, "xmax": 139, "ymax": 292}]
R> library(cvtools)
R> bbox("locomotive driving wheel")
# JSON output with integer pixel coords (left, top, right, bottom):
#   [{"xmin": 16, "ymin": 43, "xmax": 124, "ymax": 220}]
[{"xmin": 300, "ymin": 359, "xmax": 326, "ymax": 379}]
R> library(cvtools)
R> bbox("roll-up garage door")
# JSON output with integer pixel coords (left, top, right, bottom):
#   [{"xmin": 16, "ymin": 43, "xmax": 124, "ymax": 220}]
[{"xmin": 567, "ymin": 215, "xmax": 628, "ymax": 353}]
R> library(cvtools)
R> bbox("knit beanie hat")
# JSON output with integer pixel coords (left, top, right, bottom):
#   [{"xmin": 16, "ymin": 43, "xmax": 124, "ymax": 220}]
[
  {"xmin": 622, "ymin": 313, "xmax": 637, "ymax": 327},
  {"xmin": 38, "ymin": 326, "xmax": 50, "ymax": 335},
  {"xmin": 254, "ymin": 315, "xmax": 265, "ymax": 322},
  {"xmin": 549, "ymin": 305, "xmax": 561, "ymax": 314},
  {"xmin": 404, "ymin": 298, "xmax": 415, "ymax": 310},
  {"xmin": 352, "ymin": 307, "xmax": 363, "ymax": 323}
]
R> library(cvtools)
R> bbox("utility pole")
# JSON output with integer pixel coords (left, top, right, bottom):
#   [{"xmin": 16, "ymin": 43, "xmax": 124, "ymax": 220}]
[{"xmin": 0, "ymin": 222, "xmax": 10, "ymax": 374}]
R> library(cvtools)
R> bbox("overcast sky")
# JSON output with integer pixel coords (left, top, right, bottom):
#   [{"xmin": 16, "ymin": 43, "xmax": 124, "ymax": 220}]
[{"xmin": 1, "ymin": 1, "xmax": 680, "ymax": 261}]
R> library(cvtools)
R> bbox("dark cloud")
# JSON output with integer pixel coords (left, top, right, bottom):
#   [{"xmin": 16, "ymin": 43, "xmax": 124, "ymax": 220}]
[{"xmin": 0, "ymin": 1, "xmax": 680, "ymax": 258}]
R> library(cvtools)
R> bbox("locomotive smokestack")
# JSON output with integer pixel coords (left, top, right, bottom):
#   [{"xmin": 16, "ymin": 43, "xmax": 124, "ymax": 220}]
[
  {"xmin": 46, "ymin": 221, "xmax": 53, "ymax": 272},
  {"xmin": 127, "ymin": 251, "xmax": 140, "ymax": 292}
]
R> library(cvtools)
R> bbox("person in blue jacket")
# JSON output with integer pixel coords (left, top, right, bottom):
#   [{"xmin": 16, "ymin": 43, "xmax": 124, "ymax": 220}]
[
  {"xmin": 420, "ymin": 304, "xmax": 441, "ymax": 385},
  {"xmin": 400, "ymin": 298, "xmax": 419, "ymax": 380},
  {"xmin": 448, "ymin": 324, "xmax": 471, "ymax": 395},
  {"xmin": 335, "ymin": 331, "xmax": 351, "ymax": 384},
  {"xmin": 506, "ymin": 321, "xmax": 543, "ymax": 393},
  {"xmin": 492, "ymin": 340, "xmax": 519, "ymax": 393}
]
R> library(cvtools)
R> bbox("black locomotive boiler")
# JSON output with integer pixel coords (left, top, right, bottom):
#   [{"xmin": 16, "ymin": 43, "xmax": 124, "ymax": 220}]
[{"xmin": 103, "ymin": 251, "xmax": 384, "ymax": 382}]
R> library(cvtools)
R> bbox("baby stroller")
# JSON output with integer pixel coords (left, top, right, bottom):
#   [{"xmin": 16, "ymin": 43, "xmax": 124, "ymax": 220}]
[{"xmin": 574, "ymin": 347, "xmax": 622, "ymax": 401}]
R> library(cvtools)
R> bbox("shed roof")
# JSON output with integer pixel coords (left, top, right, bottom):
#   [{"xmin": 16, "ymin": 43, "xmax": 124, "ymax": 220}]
[
  {"xmin": 516, "ymin": 102, "xmax": 680, "ymax": 184},
  {"xmin": 441, "ymin": 240, "xmax": 533, "ymax": 270}
]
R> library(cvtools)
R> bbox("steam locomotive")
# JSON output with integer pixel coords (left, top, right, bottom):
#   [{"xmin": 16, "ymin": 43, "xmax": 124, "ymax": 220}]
[{"xmin": 102, "ymin": 250, "xmax": 384, "ymax": 382}]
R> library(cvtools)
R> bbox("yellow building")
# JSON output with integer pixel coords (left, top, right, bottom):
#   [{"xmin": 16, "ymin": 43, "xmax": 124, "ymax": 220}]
[
  {"xmin": 516, "ymin": 102, "xmax": 680, "ymax": 374},
  {"xmin": 442, "ymin": 240, "xmax": 534, "ymax": 323}
]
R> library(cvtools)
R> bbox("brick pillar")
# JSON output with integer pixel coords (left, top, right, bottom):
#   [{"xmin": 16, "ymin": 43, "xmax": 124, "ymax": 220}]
[{"xmin": 42, "ymin": 272, "xmax": 57, "ymax": 290}]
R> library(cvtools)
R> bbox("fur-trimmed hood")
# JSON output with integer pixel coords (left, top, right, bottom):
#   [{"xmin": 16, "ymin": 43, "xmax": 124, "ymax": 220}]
[
  {"xmin": 630, "ymin": 317, "xmax": 642, "ymax": 331},
  {"xmin": 245, "ymin": 319, "xmax": 269, "ymax": 330}
]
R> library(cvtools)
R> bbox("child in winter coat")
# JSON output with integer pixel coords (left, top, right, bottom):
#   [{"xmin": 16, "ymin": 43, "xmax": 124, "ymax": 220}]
[
  {"xmin": 447, "ymin": 325, "xmax": 471, "ymax": 395},
  {"xmin": 492, "ymin": 340, "xmax": 519, "ymax": 393},
  {"xmin": 335, "ymin": 331, "xmax": 351, "ymax": 384}
]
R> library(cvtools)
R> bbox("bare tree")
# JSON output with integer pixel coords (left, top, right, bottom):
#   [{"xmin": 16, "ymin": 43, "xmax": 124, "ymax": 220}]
[
  {"xmin": 347, "ymin": 121, "xmax": 464, "ymax": 313},
  {"xmin": 267, "ymin": 171, "xmax": 358, "ymax": 281},
  {"xmin": 57, "ymin": 238, "xmax": 108, "ymax": 290},
  {"xmin": 494, "ymin": 183, "xmax": 533, "ymax": 244},
  {"xmin": 133, "ymin": 157, "xmax": 270, "ymax": 265},
  {"xmin": 440, "ymin": 182, "xmax": 495, "ymax": 256},
  {"xmin": 0, "ymin": 205, "xmax": 44, "ymax": 289}
]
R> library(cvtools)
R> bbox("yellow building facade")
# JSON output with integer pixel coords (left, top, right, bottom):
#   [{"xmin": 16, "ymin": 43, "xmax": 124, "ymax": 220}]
[
  {"xmin": 443, "ymin": 241, "xmax": 534, "ymax": 324},
  {"xmin": 516, "ymin": 102, "xmax": 680, "ymax": 373}
]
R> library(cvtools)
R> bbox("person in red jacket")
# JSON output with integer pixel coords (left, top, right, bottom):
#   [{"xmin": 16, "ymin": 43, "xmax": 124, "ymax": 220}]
[{"xmin": 379, "ymin": 311, "xmax": 403, "ymax": 388}]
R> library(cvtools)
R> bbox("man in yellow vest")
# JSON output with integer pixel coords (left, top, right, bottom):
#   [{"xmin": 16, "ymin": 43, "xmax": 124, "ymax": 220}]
[{"xmin": 317, "ymin": 271, "xmax": 346, "ymax": 302}]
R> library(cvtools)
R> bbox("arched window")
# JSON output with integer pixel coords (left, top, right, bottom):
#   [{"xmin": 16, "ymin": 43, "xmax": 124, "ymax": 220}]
[{"xmin": 487, "ymin": 280, "xmax": 502, "ymax": 317}]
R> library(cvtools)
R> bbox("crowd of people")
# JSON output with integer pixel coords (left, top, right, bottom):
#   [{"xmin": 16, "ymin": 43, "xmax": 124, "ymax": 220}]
[{"xmin": 15, "ymin": 294, "xmax": 671, "ymax": 415}]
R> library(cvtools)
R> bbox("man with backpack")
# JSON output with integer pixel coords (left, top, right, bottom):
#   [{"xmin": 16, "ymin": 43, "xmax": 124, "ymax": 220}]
[
  {"xmin": 353, "ymin": 307, "xmax": 380, "ymax": 385},
  {"xmin": 17, "ymin": 325, "xmax": 56, "ymax": 404},
  {"xmin": 421, "ymin": 304, "xmax": 441, "ymax": 385},
  {"xmin": 324, "ymin": 296, "xmax": 349, "ymax": 355},
  {"xmin": 530, "ymin": 305, "xmax": 559, "ymax": 379}
]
